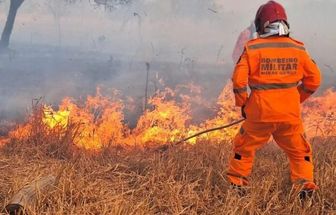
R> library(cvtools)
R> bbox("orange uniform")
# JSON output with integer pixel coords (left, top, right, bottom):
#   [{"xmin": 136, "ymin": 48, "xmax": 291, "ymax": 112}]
[{"xmin": 227, "ymin": 36, "xmax": 321, "ymax": 189}]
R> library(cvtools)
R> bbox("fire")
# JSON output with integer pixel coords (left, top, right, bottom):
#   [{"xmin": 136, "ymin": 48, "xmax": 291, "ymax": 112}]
[
  {"xmin": 4, "ymin": 84, "xmax": 336, "ymax": 151},
  {"xmin": 0, "ymin": 137, "xmax": 9, "ymax": 146},
  {"xmin": 56, "ymin": 91, "xmax": 127, "ymax": 150},
  {"xmin": 132, "ymin": 88, "xmax": 191, "ymax": 145},
  {"xmin": 302, "ymin": 88, "xmax": 336, "ymax": 138},
  {"xmin": 43, "ymin": 106, "xmax": 70, "ymax": 129},
  {"xmin": 201, "ymin": 83, "xmax": 241, "ymax": 142}
]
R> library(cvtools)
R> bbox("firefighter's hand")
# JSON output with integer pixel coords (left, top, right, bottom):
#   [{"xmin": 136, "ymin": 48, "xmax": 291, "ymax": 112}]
[{"xmin": 241, "ymin": 105, "xmax": 247, "ymax": 119}]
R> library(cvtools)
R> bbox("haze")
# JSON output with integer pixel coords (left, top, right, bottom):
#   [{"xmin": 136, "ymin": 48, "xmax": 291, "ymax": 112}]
[{"xmin": 0, "ymin": 0, "xmax": 335, "ymax": 122}]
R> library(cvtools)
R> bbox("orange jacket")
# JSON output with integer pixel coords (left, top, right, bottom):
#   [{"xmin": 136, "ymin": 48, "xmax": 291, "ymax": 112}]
[{"xmin": 232, "ymin": 36, "xmax": 321, "ymax": 122}]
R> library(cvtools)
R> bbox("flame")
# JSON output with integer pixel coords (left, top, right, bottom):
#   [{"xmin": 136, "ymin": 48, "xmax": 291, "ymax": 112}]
[
  {"xmin": 302, "ymin": 88, "xmax": 336, "ymax": 138},
  {"xmin": 0, "ymin": 137, "xmax": 9, "ymax": 146},
  {"xmin": 130, "ymin": 87, "xmax": 191, "ymax": 145},
  {"xmin": 5, "ymin": 84, "xmax": 336, "ymax": 151},
  {"xmin": 57, "ymin": 91, "xmax": 127, "ymax": 150},
  {"xmin": 43, "ymin": 106, "xmax": 70, "ymax": 129}
]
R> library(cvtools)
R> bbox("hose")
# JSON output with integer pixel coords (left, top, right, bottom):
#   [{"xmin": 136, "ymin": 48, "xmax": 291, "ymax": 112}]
[{"xmin": 156, "ymin": 118, "xmax": 245, "ymax": 152}]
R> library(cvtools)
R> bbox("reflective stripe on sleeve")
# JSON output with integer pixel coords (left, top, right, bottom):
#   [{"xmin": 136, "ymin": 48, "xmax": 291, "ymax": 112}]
[
  {"xmin": 250, "ymin": 82, "xmax": 298, "ymax": 90},
  {"xmin": 233, "ymin": 87, "xmax": 248, "ymax": 94},
  {"xmin": 248, "ymin": 42, "xmax": 305, "ymax": 51}
]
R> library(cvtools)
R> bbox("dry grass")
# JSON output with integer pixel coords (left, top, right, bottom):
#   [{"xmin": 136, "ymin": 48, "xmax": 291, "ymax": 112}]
[{"xmin": 0, "ymin": 137, "xmax": 335, "ymax": 215}]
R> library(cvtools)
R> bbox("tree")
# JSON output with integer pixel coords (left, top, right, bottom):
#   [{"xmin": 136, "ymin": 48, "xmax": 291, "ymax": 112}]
[
  {"xmin": 0, "ymin": 0, "xmax": 24, "ymax": 50},
  {"xmin": 0, "ymin": 0, "xmax": 133, "ymax": 50}
]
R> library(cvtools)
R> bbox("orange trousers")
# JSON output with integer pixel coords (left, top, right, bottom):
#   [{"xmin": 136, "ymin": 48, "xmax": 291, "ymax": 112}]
[{"xmin": 227, "ymin": 120, "xmax": 317, "ymax": 190}]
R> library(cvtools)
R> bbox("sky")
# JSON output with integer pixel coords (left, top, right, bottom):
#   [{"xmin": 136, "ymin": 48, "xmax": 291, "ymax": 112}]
[{"xmin": 1, "ymin": 0, "xmax": 336, "ymax": 65}]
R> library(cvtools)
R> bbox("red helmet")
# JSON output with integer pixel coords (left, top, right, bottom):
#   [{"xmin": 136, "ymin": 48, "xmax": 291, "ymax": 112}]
[{"xmin": 255, "ymin": 1, "xmax": 288, "ymax": 33}]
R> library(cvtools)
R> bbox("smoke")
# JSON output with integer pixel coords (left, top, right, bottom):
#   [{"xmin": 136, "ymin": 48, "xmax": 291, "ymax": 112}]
[
  {"xmin": 0, "ymin": 0, "xmax": 333, "ymax": 63},
  {"xmin": 0, "ymin": 0, "xmax": 335, "ymax": 121},
  {"xmin": 3, "ymin": 1, "xmax": 224, "ymax": 62}
]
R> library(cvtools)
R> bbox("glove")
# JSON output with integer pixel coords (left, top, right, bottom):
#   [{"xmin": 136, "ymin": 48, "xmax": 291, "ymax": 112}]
[{"xmin": 241, "ymin": 105, "xmax": 246, "ymax": 119}]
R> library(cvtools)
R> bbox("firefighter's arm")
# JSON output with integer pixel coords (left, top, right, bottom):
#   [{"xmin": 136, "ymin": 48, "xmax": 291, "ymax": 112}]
[
  {"xmin": 232, "ymin": 50, "xmax": 249, "ymax": 107},
  {"xmin": 298, "ymin": 53, "xmax": 321, "ymax": 103}
]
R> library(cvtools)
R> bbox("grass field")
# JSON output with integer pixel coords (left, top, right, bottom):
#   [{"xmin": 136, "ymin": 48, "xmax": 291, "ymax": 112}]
[
  {"xmin": 0, "ymin": 85, "xmax": 336, "ymax": 214},
  {"xmin": 0, "ymin": 86, "xmax": 335, "ymax": 214},
  {"xmin": 0, "ymin": 136, "xmax": 335, "ymax": 214}
]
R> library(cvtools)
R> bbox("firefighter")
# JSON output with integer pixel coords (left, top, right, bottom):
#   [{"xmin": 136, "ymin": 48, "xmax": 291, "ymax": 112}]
[{"xmin": 227, "ymin": 1, "xmax": 321, "ymax": 200}]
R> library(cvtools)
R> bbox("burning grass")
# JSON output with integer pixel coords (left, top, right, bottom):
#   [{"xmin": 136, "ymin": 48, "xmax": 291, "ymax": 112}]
[
  {"xmin": 5, "ymin": 83, "xmax": 242, "ymax": 151},
  {"xmin": 0, "ymin": 84, "xmax": 335, "ymax": 214}
]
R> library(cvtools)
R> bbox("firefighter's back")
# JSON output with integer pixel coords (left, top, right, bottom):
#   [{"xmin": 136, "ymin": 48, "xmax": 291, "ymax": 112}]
[{"xmin": 243, "ymin": 36, "xmax": 318, "ymax": 122}]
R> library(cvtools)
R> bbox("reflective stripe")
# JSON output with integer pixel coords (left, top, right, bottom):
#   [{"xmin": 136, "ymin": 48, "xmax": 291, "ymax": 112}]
[
  {"xmin": 250, "ymin": 82, "xmax": 298, "ymax": 90},
  {"xmin": 248, "ymin": 42, "xmax": 305, "ymax": 51},
  {"xmin": 239, "ymin": 127, "xmax": 245, "ymax": 135},
  {"xmin": 233, "ymin": 87, "xmax": 247, "ymax": 94},
  {"xmin": 300, "ymin": 85, "xmax": 315, "ymax": 94},
  {"xmin": 294, "ymin": 179, "xmax": 310, "ymax": 185},
  {"xmin": 227, "ymin": 172, "xmax": 248, "ymax": 181}
]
